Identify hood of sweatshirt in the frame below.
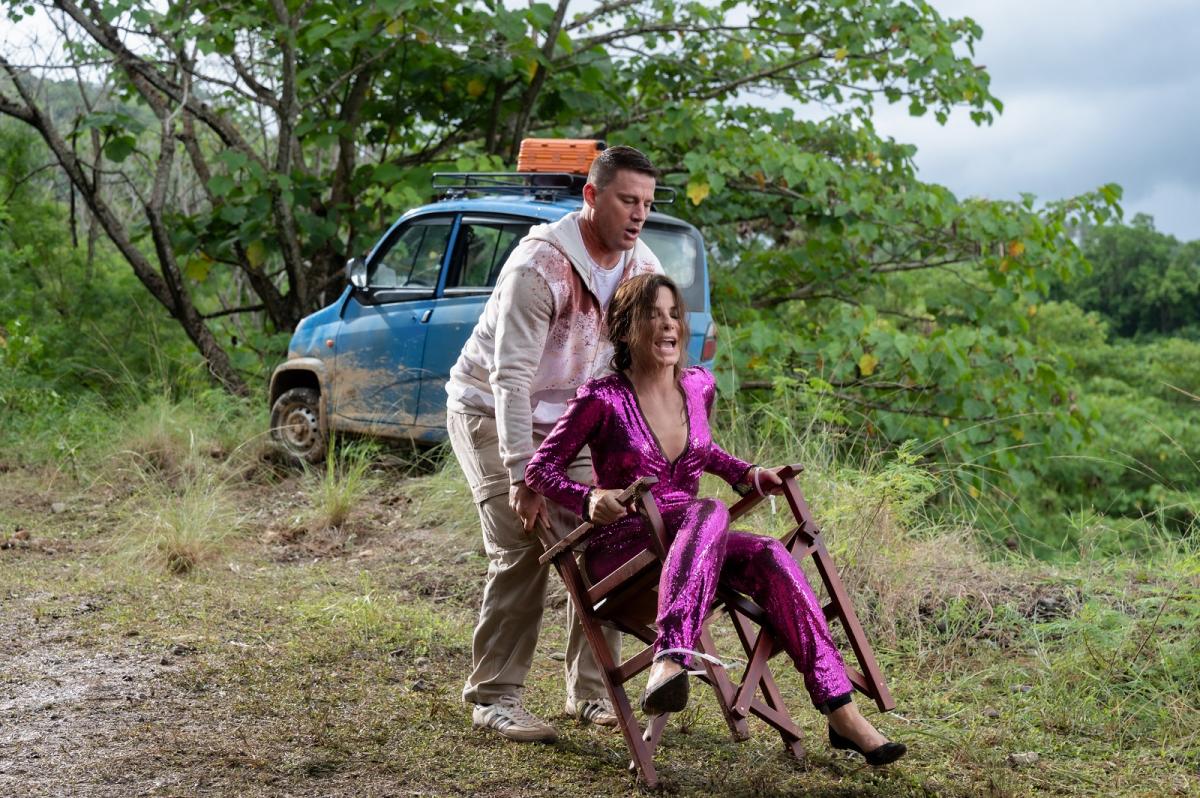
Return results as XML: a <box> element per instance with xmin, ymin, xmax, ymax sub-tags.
<box><xmin>524</xmin><ymin>210</ymin><xmax>655</xmax><ymax>299</ymax></box>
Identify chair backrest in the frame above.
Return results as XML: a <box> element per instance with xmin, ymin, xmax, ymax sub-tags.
<box><xmin>535</xmin><ymin>476</ymin><xmax>657</xmax><ymax>556</ymax></box>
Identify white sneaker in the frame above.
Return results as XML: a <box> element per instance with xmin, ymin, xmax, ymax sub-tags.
<box><xmin>472</xmin><ymin>695</ymin><xmax>558</xmax><ymax>742</ymax></box>
<box><xmin>566</xmin><ymin>696</ymin><xmax>619</xmax><ymax>727</ymax></box>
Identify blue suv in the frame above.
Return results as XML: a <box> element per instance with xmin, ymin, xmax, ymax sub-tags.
<box><xmin>268</xmin><ymin>171</ymin><xmax>716</xmax><ymax>463</ymax></box>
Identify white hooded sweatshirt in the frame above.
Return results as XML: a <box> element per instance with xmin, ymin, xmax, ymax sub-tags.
<box><xmin>445</xmin><ymin>211</ymin><xmax>662</xmax><ymax>497</ymax></box>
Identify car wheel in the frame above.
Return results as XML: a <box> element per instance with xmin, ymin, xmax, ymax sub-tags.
<box><xmin>269</xmin><ymin>387</ymin><xmax>327</xmax><ymax>464</ymax></box>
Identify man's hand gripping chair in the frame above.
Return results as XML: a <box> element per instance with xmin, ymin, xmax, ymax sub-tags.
<box><xmin>535</xmin><ymin>464</ymin><xmax>895</xmax><ymax>788</ymax></box>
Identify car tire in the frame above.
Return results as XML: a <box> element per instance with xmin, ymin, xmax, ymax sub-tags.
<box><xmin>269</xmin><ymin>387</ymin><xmax>327</xmax><ymax>464</ymax></box>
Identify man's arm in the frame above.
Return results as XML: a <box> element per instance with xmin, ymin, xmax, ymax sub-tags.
<box><xmin>490</xmin><ymin>262</ymin><xmax>555</xmax><ymax>486</ymax></box>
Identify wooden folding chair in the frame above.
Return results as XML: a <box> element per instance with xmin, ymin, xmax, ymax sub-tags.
<box><xmin>535</xmin><ymin>464</ymin><xmax>894</xmax><ymax>787</ymax></box>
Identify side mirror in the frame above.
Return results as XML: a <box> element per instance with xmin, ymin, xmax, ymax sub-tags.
<box><xmin>346</xmin><ymin>257</ymin><xmax>368</xmax><ymax>290</ymax></box>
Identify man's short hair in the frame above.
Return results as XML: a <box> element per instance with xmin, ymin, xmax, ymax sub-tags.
<box><xmin>587</xmin><ymin>145</ymin><xmax>658</xmax><ymax>192</ymax></box>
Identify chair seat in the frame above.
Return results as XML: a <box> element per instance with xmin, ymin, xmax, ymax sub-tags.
<box><xmin>588</xmin><ymin>548</ymin><xmax>658</xmax><ymax>608</ymax></box>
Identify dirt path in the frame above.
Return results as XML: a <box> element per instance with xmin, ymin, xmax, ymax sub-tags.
<box><xmin>0</xmin><ymin>468</ymin><xmax>483</xmax><ymax>797</ymax></box>
<box><xmin>0</xmin><ymin>599</ymin><xmax>171</xmax><ymax>797</ymax></box>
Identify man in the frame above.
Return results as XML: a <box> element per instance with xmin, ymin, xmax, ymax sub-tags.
<box><xmin>445</xmin><ymin>146</ymin><xmax>662</xmax><ymax>742</ymax></box>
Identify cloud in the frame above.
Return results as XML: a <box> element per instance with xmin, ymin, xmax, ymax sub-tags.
<box><xmin>1124</xmin><ymin>182</ymin><xmax>1200</xmax><ymax>240</ymax></box>
<box><xmin>870</xmin><ymin>0</ymin><xmax>1200</xmax><ymax>240</ymax></box>
<box><xmin>945</xmin><ymin>0</ymin><xmax>1200</xmax><ymax>91</ymax></box>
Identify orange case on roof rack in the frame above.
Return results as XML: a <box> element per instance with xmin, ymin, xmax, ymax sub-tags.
<box><xmin>517</xmin><ymin>138</ymin><xmax>606</xmax><ymax>175</ymax></box>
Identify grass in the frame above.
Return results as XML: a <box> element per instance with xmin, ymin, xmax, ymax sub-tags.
<box><xmin>116</xmin><ymin>470</ymin><xmax>245</xmax><ymax>574</ymax></box>
<box><xmin>0</xmin><ymin>389</ymin><xmax>1197</xmax><ymax>796</ymax></box>
<box><xmin>303</xmin><ymin>437</ymin><xmax>381</xmax><ymax>531</ymax></box>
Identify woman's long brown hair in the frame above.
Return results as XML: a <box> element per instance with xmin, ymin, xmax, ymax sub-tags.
<box><xmin>607</xmin><ymin>273</ymin><xmax>690</xmax><ymax>380</ymax></box>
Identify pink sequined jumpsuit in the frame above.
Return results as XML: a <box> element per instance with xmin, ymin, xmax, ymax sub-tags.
<box><xmin>525</xmin><ymin>367</ymin><xmax>852</xmax><ymax>708</ymax></box>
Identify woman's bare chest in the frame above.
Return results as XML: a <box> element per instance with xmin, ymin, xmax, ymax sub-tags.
<box><xmin>636</xmin><ymin>393</ymin><xmax>689</xmax><ymax>464</ymax></box>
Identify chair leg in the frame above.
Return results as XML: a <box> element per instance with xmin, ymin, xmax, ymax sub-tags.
<box><xmin>697</xmin><ymin>625</ymin><xmax>750</xmax><ymax>742</ymax></box>
<box><xmin>809</xmin><ymin>538</ymin><xmax>896</xmax><ymax>712</ymax></box>
<box><xmin>779</xmin><ymin>477</ymin><xmax>896</xmax><ymax>712</ymax></box>
<box><xmin>611</xmin><ymin>685</ymin><xmax>657</xmax><ymax>787</ymax></box>
<box><xmin>753</xmin><ymin>661</ymin><xmax>806</xmax><ymax>760</ymax></box>
<box><xmin>728</xmin><ymin>608</ymin><xmax>775</xmax><ymax>719</ymax></box>
<box><xmin>724</xmin><ymin>607</ymin><xmax>806</xmax><ymax>759</ymax></box>
<box><xmin>555</xmin><ymin>564</ymin><xmax>659</xmax><ymax>787</ymax></box>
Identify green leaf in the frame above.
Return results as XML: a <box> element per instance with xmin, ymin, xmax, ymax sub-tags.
<box><xmin>184</xmin><ymin>253</ymin><xmax>212</xmax><ymax>282</ymax></box>
<box><xmin>373</xmin><ymin>163</ymin><xmax>404</xmax><ymax>184</ymax></box>
<box><xmin>103</xmin><ymin>136</ymin><xmax>136</xmax><ymax>162</ymax></box>
<box><xmin>245</xmin><ymin>240</ymin><xmax>267</xmax><ymax>268</ymax></box>
<box><xmin>219</xmin><ymin>204</ymin><xmax>247</xmax><ymax>224</ymax></box>
<box><xmin>208</xmin><ymin>175</ymin><xmax>235</xmax><ymax>198</ymax></box>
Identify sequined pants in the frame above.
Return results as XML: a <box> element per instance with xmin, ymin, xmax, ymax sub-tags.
<box><xmin>585</xmin><ymin>498</ymin><xmax>852</xmax><ymax>707</ymax></box>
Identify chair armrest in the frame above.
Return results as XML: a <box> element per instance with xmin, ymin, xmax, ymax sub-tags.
<box><xmin>537</xmin><ymin>476</ymin><xmax>659</xmax><ymax>566</ymax></box>
<box><xmin>728</xmin><ymin>463</ymin><xmax>803</xmax><ymax>521</ymax></box>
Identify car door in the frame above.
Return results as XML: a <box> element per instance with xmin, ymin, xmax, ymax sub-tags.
<box><xmin>332</xmin><ymin>214</ymin><xmax>455</xmax><ymax>428</ymax></box>
<box><xmin>412</xmin><ymin>215</ymin><xmax>537</xmax><ymax>429</ymax></box>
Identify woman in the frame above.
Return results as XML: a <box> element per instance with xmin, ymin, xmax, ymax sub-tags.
<box><xmin>525</xmin><ymin>274</ymin><xmax>905</xmax><ymax>765</ymax></box>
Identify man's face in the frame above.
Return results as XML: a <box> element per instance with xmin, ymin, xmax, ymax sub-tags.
<box><xmin>583</xmin><ymin>169</ymin><xmax>657</xmax><ymax>255</ymax></box>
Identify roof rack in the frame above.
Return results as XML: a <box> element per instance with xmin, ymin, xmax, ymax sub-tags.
<box><xmin>432</xmin><ymin>172</ymin><xmax>585</xmax><ymax>201</ymax></box>
<box><xmin>431</xmin><ymin>171</ymin><xmax>676</xmax><ymax>204</ymax></box>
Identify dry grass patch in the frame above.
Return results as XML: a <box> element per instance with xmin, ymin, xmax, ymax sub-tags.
<box><xmin>2</xmin><ymin>456</ymin><xmax>1197</xmax><ymax>797</ymax></box>
<box><xmin>115</xmin><ymin>471</ymin><xmax>245</xmax><ymax>574</ymax></box>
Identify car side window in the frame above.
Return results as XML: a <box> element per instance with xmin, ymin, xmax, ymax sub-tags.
<box><xmin>446</xmin><ymin>219</ymin><xmax>532</xmax><ymax>289</ymax></box>
<box><xmin>640</xmin><ymin>224</ymin><xmax>704</xmax><ymax>311</ymax></box>
<box><xmin>371</xmin><ymin>217</ymin><xmax>453</xmax><ymax>289</ymax></box>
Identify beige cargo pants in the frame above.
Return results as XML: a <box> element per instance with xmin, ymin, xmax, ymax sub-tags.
<box><xmin>448</xmin><ymin>409</ymin><xmax>621</xmax><ymax>706</ymax></box>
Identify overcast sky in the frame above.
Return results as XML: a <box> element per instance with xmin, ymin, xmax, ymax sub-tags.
<box><xmin>873</xmin><ymin>0</ymin><xmax>1200</xmax><ymax>241</ymax></box>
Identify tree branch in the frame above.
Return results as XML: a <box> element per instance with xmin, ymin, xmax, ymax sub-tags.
<box><xmin>749</xmin><ymin>254</ymin><xmax>974</xmax><ymax>309</ymax></box>
<box><xmin>0</xmin><ymin>91</ymin><xmax>35</xmax><ymax>123</ymax></box>
<box><xmin>592</xmin><ymin>53</ymin><xmax>822</xmax><ymax>138</ymax></box>
<box><xmin>267</xmin><ymin>0</ymin><xmax>308</xmax><ymax>311</ymax></box>
<box><xmin>229</xmin><ymin>51</ymin><xmax>281</xmax><ymax>110</ymax></box>
<box><xmin>310</xmin><ymin>37</ymin><xmax>401</xmax><ymax>107</ymax></box>
<box><xmin>735</xmin><ymin>380</ymin><xmax>981</xmax><ymax>421</ymax></box>
<box><xmin>565</xmin><ymin>0</ymin><xmax>640</xmax><ymax>32</ymax></box>
<box><xmin>870</xmin><ymin>256</ymin><xmax>965</xmax><ymax>275</ymax></box>
<box><xmin>200</xmin><ymin>303</ymin><xmax>266</xmax><ymax>320</ymax></box>
<box><xmin>0</xmin><ymin>55</ymin><xmax>175</xmax><ymax>309</ymax></box>
<box><xmin>508</xmin><ymin>0</ymin><xmax>570</xmax><ymax>159</ymax></box>
<box><xmin>58</xmin><ymin>0</ymin><xmax>267</xmax><ymax>168</ymax></box>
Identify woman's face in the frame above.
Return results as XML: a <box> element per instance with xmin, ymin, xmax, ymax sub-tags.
<box><xmin>633</xmin><ymin>285</ymin><xmax>682</xmax><ymax>372</ymax></box>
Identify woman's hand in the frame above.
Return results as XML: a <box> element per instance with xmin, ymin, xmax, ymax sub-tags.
<box><xmin>747</xmin><ymin>466</ymin><xmax>787</xmax><ymax>496</ymax></box>
<box><xmin>588</xmin><ymin>488</ymin><xmax>632</xmax><ymax>525</ymax></box>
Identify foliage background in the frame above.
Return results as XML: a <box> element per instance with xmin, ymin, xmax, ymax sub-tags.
<box><xmin>1</xmin><ymin>0</ymin><xmax>1196</xmax><ymax>553</ymax></box>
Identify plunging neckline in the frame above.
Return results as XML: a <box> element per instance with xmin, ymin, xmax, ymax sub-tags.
<box><xmin>621</xmin><ymin>371</ymin><xmax>691</xmax><ymax>467</ymax></box>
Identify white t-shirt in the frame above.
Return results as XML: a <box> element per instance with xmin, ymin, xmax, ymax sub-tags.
<box><xmin>591</xmin><ymin>257</ymin><xmax>625</xmax><ymax>309</ymax></box>
<box><xmin>574</xmin><ymin>217</ymin><xmax>626</xmax><ymax>309</ymax></box>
